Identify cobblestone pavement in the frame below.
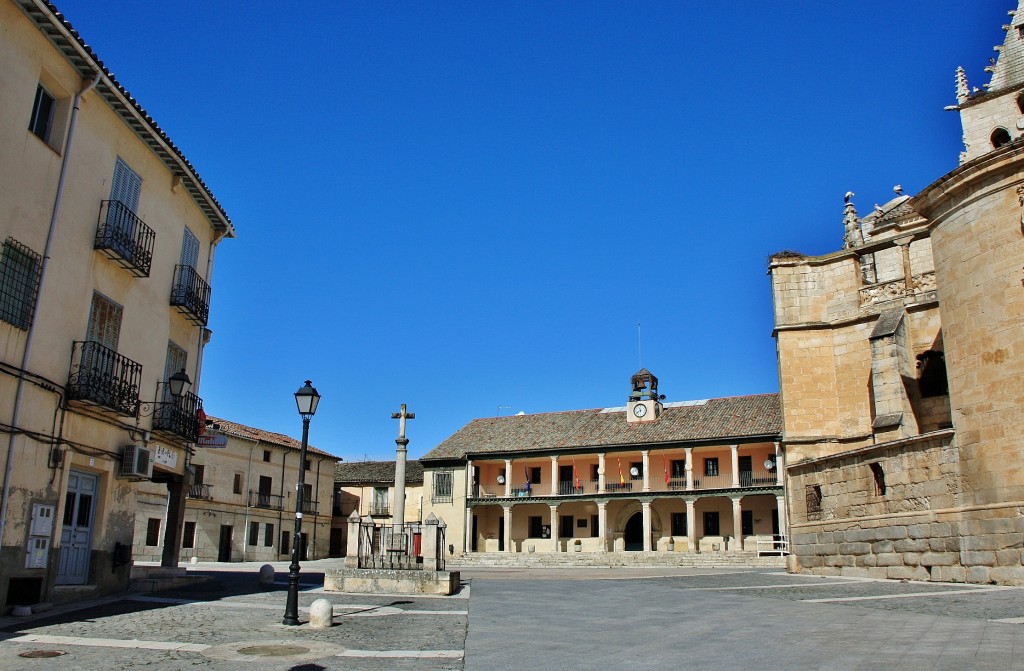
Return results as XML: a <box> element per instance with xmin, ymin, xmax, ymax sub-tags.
<box><xmin>0</xmin><ymin>560</ymin><xmax>468</xmax><ymax>671</ymax></box>
<box><xmin>5</xmin><ymin>563</ymin><xmax>1024</xmax><ymax>670</ymax></box>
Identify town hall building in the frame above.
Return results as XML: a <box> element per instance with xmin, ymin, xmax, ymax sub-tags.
<box><xmin>420</xmin><ymin>370</ymin><xmax>784</xmax><ymax>559</ymax></box>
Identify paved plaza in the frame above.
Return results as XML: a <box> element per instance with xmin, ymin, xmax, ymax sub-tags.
<box><xmin>3</xmin><ymin>560</ymin><xmax>1024</xmax><ymax>670</ymax></box>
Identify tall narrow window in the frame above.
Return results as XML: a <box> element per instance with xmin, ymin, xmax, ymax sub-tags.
<box><xmin>233</xmin><ymin>473</ymin><xmax>243</xmax><ymax>495</ymax></box>
<box><xmin>870</xmin><ymin>462</ymin><xmax>887</xmax><ymax>496</ymax></box>
<box><xmin>917</xmin><ymin>350</ymin><xmax>948</xmax><ymax>398</ymax></box>
<box><xmin>28</xmin><ymin>84</ymin><xmax>55</xmax><ymax>142</ymax></box>
<box><xmin>806</xmin><ymin>485</ymin><xmax>823</xmax><ymax>521</ymax></box>
<box><xmin>703</xmin><ymin>511</ymin><xmax>720</xmax><ymax>536</ymax></box>
<box><xmin>264</xmin><ymin>523</ymin><xmax>274</xmax><ymax>547</ymax></box>
<box><xmin>180</xmin><ymin>228</ymin><xmax>199</xmax><ymax>270</ymax></box>
<box><xmin>248</xmin><ymin>522</ymin><xmax>259</xmax><ymax>545</ymax></box>
<box><xmin>86</xmin><ymin>292</ymin><xmax>122</xmax><ymax>351</ymax></box>
<box><xmin>182</xmin><ymin>521</ymin><xmax>196</xmax><ymax>549</ymax></box>
<box><xmin>0</xmin><ymin>238</ymin><xmax>42</xmax><ymax>330</ymax></box>
<box><xmin>163</xmin><ymin>341</ymin><xmax>187</xmax><ymax>401</ymax></box>
<box><xmin>671</xmin><ymin>512</ymin><xmax>687</xmax><ymax>536</ymax></box>
<box><xmin>110</xmin><ymin>157</ymin><xmax>142</xmax><ymax>212</ymax></box>
<box><xmin>146</xmin><ymin>518</ymin><xmax>161</xmax><ymax>546</ymax></box>
<box><xmin>704</xmin><ymin>458</ymin><xmax>719</xmax><ymax>477</ymax></box>
<box><xmin>106</xmin><ymin>158</ymin><xmax>142</xmax><ymax>260</ymax></box>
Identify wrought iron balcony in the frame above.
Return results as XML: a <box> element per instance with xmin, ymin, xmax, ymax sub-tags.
<box><xmin>187</xmin><ymin>483</ymin><xmax>213</xmax><ymax>501</ymax></box>
<box><xmin>170</xmin><ymin>264</ymin><xmax>210</xmax><ymax>325</ymax></box>
<box><xmin>248</xmin><ymin>490</ymin><xmax>284</xmax><ymax>511</ymax></box>
<box><xmin>302</xmin><ymin>499</ymin><xmax>319</xmax><ymax>515</ymax></box>
<box><xmin>66</xmin><ymin>340</ymin><xmax>142</xmax><ymax>417</ymax></box>
<box><xmin>369</xmin><ymin>504</ymin><xmax>390</xmax><ymax>516</ymax></box>
<box><xmin>153</xmin><ymin>391</ymin><xmax>203</xmax><ymax>442</ymax></box>
<box><xmin>94</xmin><ymin>200</ymin><xmax>155</xmax><ymax>277</ymax></box>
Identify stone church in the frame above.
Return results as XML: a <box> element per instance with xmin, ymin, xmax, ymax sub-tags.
<box><xmin>770</xmin><ymin>1</ymin><xmax>1024</xmax><ymax>583</ymax></box>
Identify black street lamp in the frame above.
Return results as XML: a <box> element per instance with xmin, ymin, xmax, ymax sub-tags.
<box><xmin>167</xmin><ymin>368</ymin><xmax>191</xmax><ymax>399</ymax></box>
<box><xmin>282</xmin><ymin>379</ymin><xmax>320</xmax><ymax>626</ymax></box>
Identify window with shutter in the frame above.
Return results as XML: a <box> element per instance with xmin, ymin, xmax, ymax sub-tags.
<box><xmin>180</xmin><ymin>228</ymin><xmax>199</xmax><ymax>270</ymax></box>
<box><xmin>110</xmin><ymin>158</ymin><xmax>142</xmax><ymax>212</ymax></box>
<box><xmin>163</xmin><ymin>341</ymin><xmax>187</xmax><ymax>401</ymax></box>
<box><xmin>86</xmin><ymin>293</ymin><xmax>122</xmax><ymax>351</ymax></box>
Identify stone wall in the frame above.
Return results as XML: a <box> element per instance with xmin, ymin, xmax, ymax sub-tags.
<box><xmin>783</xmin><ymin>430</ymin><xmax>1024</xmax><ymax>583</ymax></box>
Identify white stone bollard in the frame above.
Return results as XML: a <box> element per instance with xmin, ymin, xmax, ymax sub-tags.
<box><xmin>308</xmin><ymin>598</ymin><xmax>334</xmax><ymax>629</ymax></box>
<box><xmin>258</xmin><ymin>564</ymin><xmax>275</xmax><ymax>584</ymax></box>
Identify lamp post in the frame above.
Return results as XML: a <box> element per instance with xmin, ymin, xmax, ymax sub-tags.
<box><xmin>282</xmin><ymin>379</ymin><xmax>320</xmax><ymax>626</ymax></box>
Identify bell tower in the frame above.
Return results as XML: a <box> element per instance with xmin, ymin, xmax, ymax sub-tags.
<box><xmin>626</xmin><ymin>368</ymin><xmax>663</xmax><ymax>423</ymax></box>
<box><xmin>951</xmin><ymin>0</ymin><xmax>1024</xmax><ymax>164</ymax></box>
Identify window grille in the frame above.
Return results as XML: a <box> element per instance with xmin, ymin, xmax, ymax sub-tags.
<box><xmin>0</xmin><ymin>238</ymin><xmax>42</xmax><ymax>330</ymax></box>
<box><xmin>432</xmin><ymin>471</ymin><xmax>453</xmax><ymax>503</ymax></box>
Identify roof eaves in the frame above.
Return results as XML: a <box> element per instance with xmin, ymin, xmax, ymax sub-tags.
<box><xmin>17</xmin><ymin>0</ymin><xmax>235</xmax><ymax>238</ymax></box>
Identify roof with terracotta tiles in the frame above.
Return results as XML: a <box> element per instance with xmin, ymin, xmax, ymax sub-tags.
<box><xmin>335</xmin><ymin>460</ymin><xmax>424</xmax><ymax>484</ymax></box>
<box><xmin>205</xmin><ymin>416</ymin><xmax>339</xmax><ymax>460</ymax></box>
<box><xmin>421</xmin><ymin>393</ymin><xmax>781</xmax><ymax>461</ymax></box>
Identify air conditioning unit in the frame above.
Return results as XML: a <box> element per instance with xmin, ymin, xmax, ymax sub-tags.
<box><xmin>120</xmin><ymin>445</ymin><xmax>153</xmax><ymax>480</ymax></box>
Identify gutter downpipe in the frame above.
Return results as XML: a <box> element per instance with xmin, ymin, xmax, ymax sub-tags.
<box><xmin>0</xmin><ymin>72</ymin><xmax>101</xmax><ymax>545</ymax></box>
<box><xmin>241</xmin><ymin>438</ymin><xmax>258</xmax><ymax>561</ymax></box>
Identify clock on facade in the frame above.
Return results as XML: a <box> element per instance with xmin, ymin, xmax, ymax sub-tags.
<box><xmin>632</xmin><ymin>403</ymin><xmax>647</xmax><ymax>418</ymax></box>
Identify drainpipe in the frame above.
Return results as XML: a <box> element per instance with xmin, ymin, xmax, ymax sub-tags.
<box><xmin>241</xmin><ymin>438</ymin><xmax>258</xmax><ymax>561</ymax></box>
<box><xmin>192</xmin><ymin>230</ymin><xmax>226</xmax><ymax>391</ymax></box>
<box><xmin>0</xmin><ymin>72</ymin><xmax>101</xmax><ymax>544</ymax></box>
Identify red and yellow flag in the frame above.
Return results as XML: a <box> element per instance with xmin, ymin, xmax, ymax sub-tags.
<box><xmin>663</xmin><ymin>454</ymin><xmax>669</xmax><ymax>484</ymax></box>
<box><xmin>617</xmin><ymin>458</ymin><xmax>624</xmax><ymax>486</ymax></box>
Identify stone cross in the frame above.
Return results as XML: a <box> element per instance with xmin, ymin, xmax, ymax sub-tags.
<box><xmin>390</xmin><ymin>404</ymin><xmax>415</xmax><ymax>530</ymax></box>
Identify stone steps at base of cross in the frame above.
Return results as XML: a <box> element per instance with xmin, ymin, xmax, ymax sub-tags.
<box><xmin>450</xmin><ymin>552</ymin><xmax>786</xmax><ymax>569</ymax></box>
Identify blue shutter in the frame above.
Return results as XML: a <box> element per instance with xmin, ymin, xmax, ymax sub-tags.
<box><xmin>110</xmin><ymin>158</ymin><xmax>142</xmax><ymax>212</ymax></box>
<box><xmin>180</xmin><ymin>228</ymin><xmax>199</xmax><ymax>269</ymax></box>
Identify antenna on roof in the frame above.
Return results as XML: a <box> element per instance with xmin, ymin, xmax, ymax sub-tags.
<box><xmin>497</xmin><ymin>405</ymin><xmax>511</xmax><ymax>416</ymax></box>
<box><xmin>637</xmin><ymin>322</ymin><xmax>643</xmax><ymax>368</ymax></box>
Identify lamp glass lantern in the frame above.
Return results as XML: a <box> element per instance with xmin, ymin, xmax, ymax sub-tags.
<box><xmin>167</xmin><ymin>369</ymin><xmax>191</xmax><ymax>398</ymax></box>
<box><xmin>294</xmin><ymin>380</ymin><xmax>320</xmax><ymax>417</ymax></box>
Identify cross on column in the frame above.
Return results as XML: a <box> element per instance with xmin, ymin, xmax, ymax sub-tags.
<box><xmin>391</xmin><ymin>403</ymin><xmax>416</xmax><ymax>440</ymax></box>
<box><xmin>390</xmin><ymin>404</ymin><xmax>415</xmax><ymax>531</ymax></box>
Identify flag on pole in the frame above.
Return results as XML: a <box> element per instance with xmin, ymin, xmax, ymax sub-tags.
<box><xmin>617</xmin><ymin>458</ymin><xmax>624</xmax><ymax>486</ymax></box>
<box><xmin>573</xmin><ymin>458</ymin><xmax>581</xmax><ymax>490</ymax></box>
<box><xmin>524</xmin><ymin>466</ymin><xmax>531</xmax><ymax>493</ymax></box>
<box><xmin>663</xmin><ymin>454</ymin><xmax>670</xmax><ymax>485</ymax></box>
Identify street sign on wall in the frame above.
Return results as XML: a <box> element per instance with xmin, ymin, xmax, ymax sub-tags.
<box><xmin>196</xmin><ymin>435</ymin><xmax>228</xmax><ymax>448</ymax></box>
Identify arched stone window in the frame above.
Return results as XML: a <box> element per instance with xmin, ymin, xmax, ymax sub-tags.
<box><xmin>991</xmin><ymin>127</ymin><xmax>1013</xmax><ymax>148</ymax></box>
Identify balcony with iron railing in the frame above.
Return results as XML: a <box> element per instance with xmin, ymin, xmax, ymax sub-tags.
<box><xmin>94</xmin><ymin>200</ymin><xmax>155</xmax><ymax>277</ymax></box>
<box><xmin>187</xmin><ymin>483</ymin><xmax>213</xmax><ymax>501</ymax></box>
<box><xmin>153</xmin><ymin>391</ymin><xmax>203</xmax><ymax>442</ymax></box>
<box><xmin>170</xmin><ymin>264</ymin><xmax>210</xmax><ymax>326</ymax></box>
<box><xmin>369</xmin><ymin>504</ymin><xmax>390</xmax><ymax>516</ymax></box>
<box><xmin>66</xmin><ymin>340</ymin><xmax>142</xmax><ymax>417</ymax></box>
<box><xmin>470</xmin><ymin>469</ymin><xmax>781</xmax><ymax>500</ymax></box>
<box><xmin>248</xmin><ymin>490</ymin><xmax>284</xmax><ymax>511</ymax></box>
<box><xmin>302</xmin><ymin>499</ymin><xmax>319</xmax><ymax>515</ymax></box>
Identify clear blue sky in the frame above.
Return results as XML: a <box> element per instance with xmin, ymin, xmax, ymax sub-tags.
<box><xmin>54</xmin><ymin>1</ymin><xmax>1008</xmax><ymax>460</ymax></box>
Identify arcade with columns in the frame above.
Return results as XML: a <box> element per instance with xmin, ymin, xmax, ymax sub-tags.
<box><xmin>421</xmin><ymin>371</ymin><xmax>785</xmax><ymax>556</ymax></box>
